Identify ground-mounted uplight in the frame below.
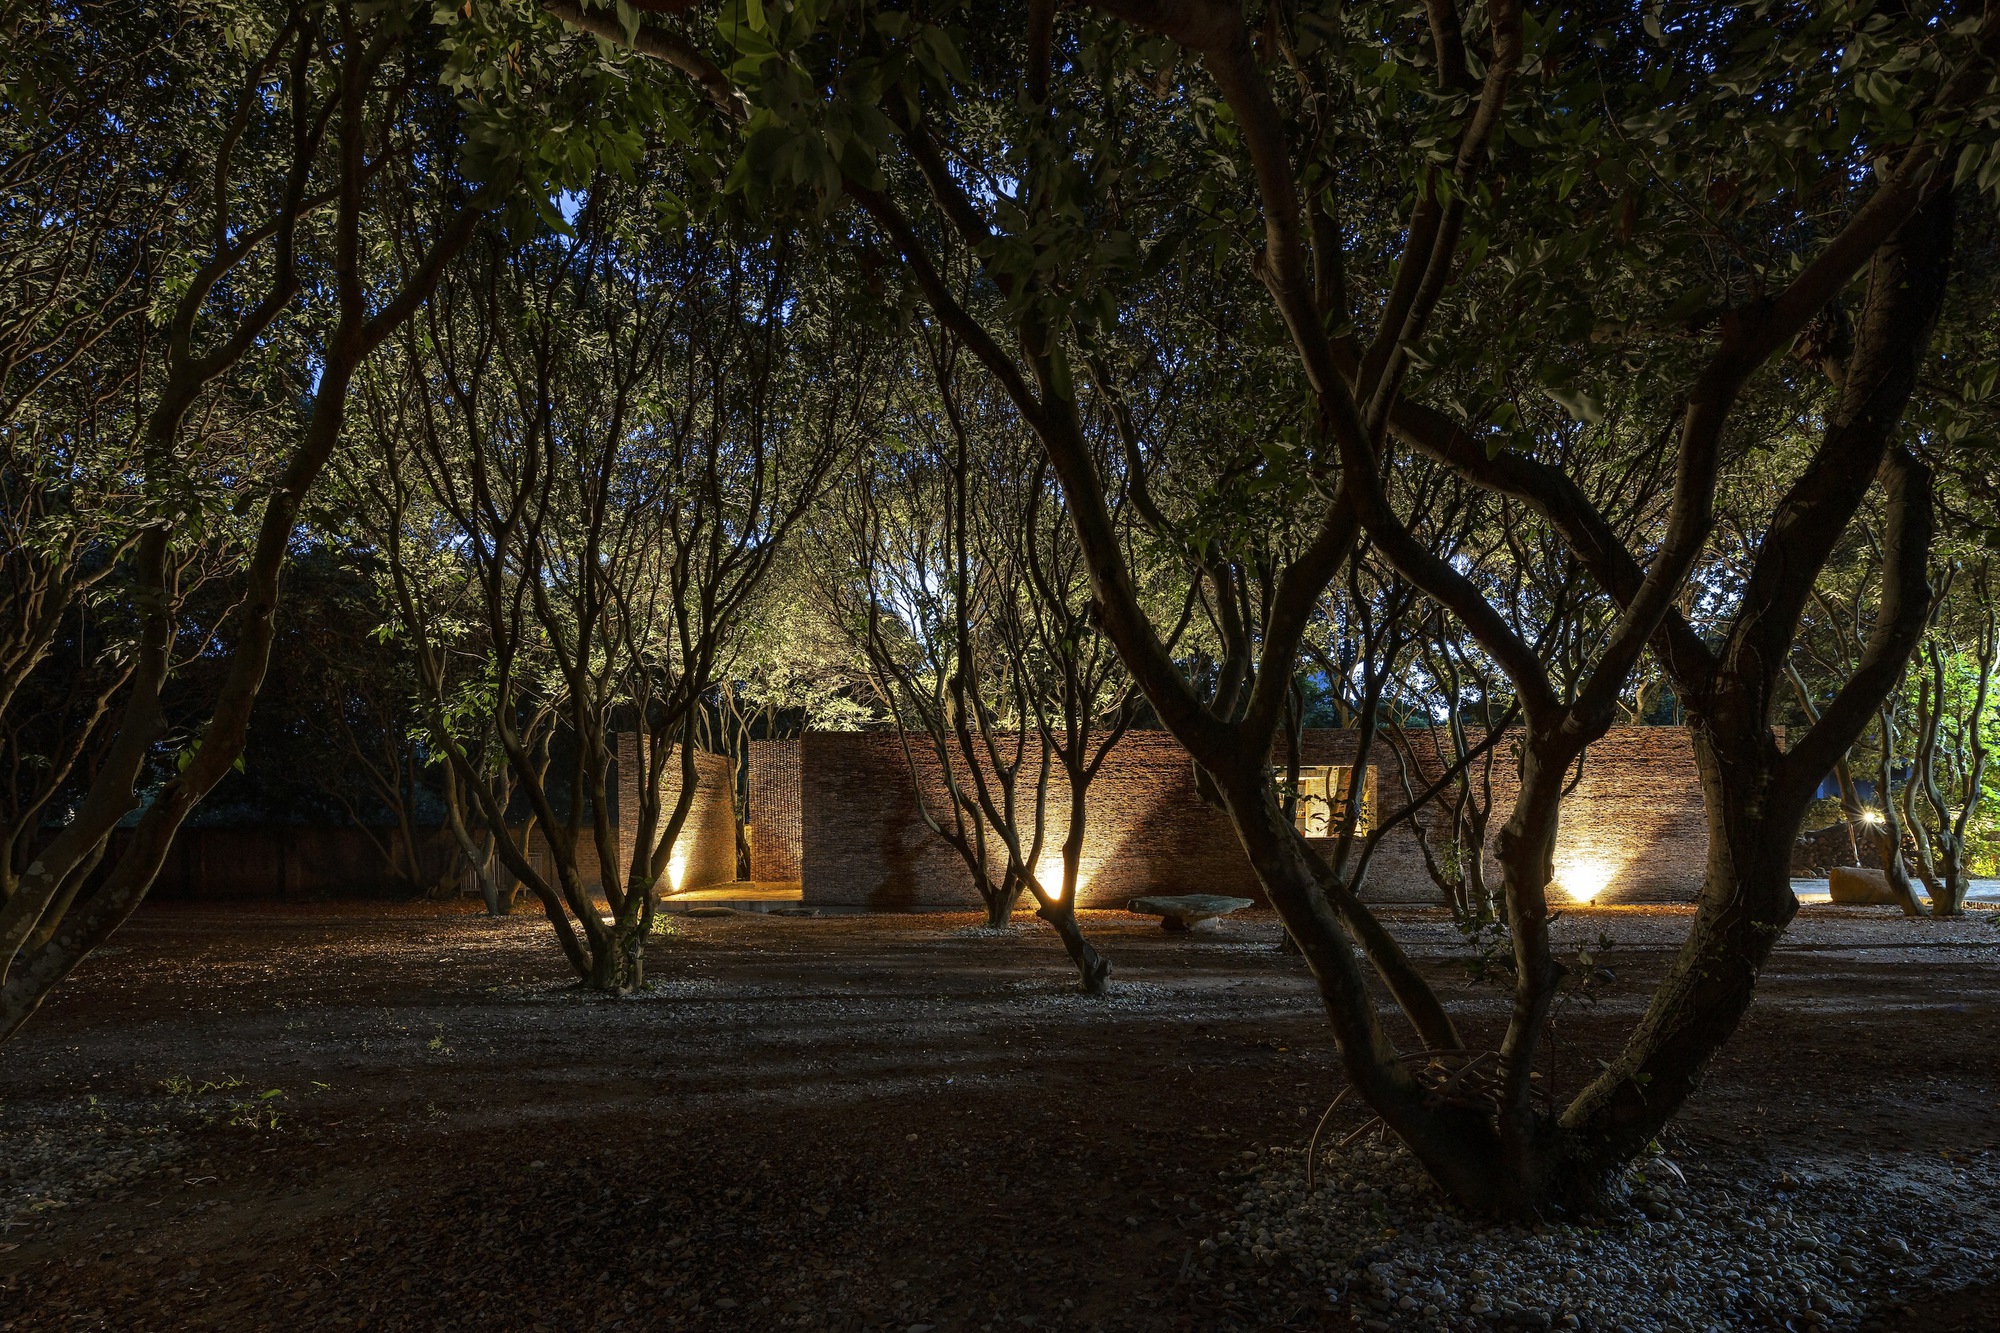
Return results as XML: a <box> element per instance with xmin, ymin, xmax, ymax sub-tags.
<box><xmin>668</xmin><ymin>847</ymin><xmax>689</xmax><ymax>893</ymax></box>
<box><xmin>1554</xmin><ymin>858</ymin><xmax>1616</xmax><ymax>904</ymax></box>
<box><xmin>1860</xmin><ymin>809</ymin><xmax>1886</xmax><ymax>825</ymax></box>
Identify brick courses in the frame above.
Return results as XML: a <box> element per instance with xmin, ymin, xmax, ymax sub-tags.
<box><xmin>761</xmin><ymin>726</ymin><xmax>1712</xmax><ymax>910</ymax></box>
<box><xmin>1476</xmin><ymin>726</ymin><xmax>1712</xmax><ymax>903</ymax></box>
<box><xmin>747</xmin><ymin>738</ymin><xmax>803</xmax><ymax>882</ymax></box>
<box><xmin>796</xmin><ymin>730</ymin><xmax>1261</xmax><ymax>910</ymax></box>
<box><xmin>614</xmin><ymin>734</ymin><xmax>739</xmax><ymax>892</ymax></box>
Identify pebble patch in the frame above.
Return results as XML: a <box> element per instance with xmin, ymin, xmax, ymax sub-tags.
<box><xmin>1207</xmin><ymin>1138</ymin><xmax>2000</xmax><ymax>1330</ymax></box>
<box><xmin>0</xmin><ymin>1119</ymin><xmax>186</xmax><ymax>1234</ymax></box>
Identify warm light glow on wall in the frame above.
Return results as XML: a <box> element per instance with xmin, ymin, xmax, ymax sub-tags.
<box><xmin>668</xmin><ymin>847</ymin><xmax>689</xmax><ymax>893</ymax></box>
<box><xmin>1036</xmin><ymin>858</ymin><xmax>1088</xmax><ymax>901</ymax></box>
<box><xmin>1554</xmin><ymin>858</ymin><xmax>1616</xmax><ymax>903</ymax></box>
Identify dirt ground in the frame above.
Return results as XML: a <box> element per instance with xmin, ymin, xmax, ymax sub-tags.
<box><xmin>0</xmin><ymin>900</ymin><xmax>1995</xmax><ymax>1332</ymax></box>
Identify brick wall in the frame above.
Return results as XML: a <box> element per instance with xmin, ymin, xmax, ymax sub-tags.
<box><xmin>791</xmin><ymin>726</ymin><xmax>1711</xmax><ymax>910</ymax></box>
<box><xmin>799</xmin><ymin>730</ymin><xmax>1264</xmax><ymax>910</ymax></box>
<box><xmin>1476</xmin><ymin>727</ymin><xmax>1711</xmax><ymax>904</ymax></box>
<box><xmin>747</xmin><ymin>738</ymin><xmax>803</xmax><ymax>882</ymax></box>
<box><xmin>511</xmin><ymin>823</ymin><xmax>616</xmax><ymax>894</ymax></box>
<box><xmin>1294</xmin><ymin>730</ymin><xmax>1457</xmax><ymax>899</ymax></box>
<box><xmin>613</xmin><ymin>734</ymin><xmax>740</xmax><ymax>893</ymax></box>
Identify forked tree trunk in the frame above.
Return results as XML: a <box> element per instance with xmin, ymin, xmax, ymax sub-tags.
<box><xmin>1212</xmin><ymin>756</ymin><xmax>1524</xmax><ymax>1209</ymax></box>
<box><xmin>1929</xmin><ymin>858</ymin><xmax>1970</xmax><ymax>917</ymax></box>
<box><xmin>562</xmin><ymin>0</ymin><xmax>1988</xmax><ymax>1220</ymax></box>
<box><xmin>438</xmin><ymin>744</ymin><xmax>512</xmax><ymax>914</ymax></box>
<box><xmin>480</xmin><ymin>864</ymin><xmax>516</xmax><ymax>916</ymax></box>
<box><xmin>580</xmin><ymin>729</ymin><xmax>697</xmax><ymax>997</ymax></box>
<box><xmin>478</xmin><ymin>831</ymin><xmax>520</xmax><ymax>917</ymax></box>
<box><xmin>1874</xmin><ymin>706</ymin><xmax>1927</xmax><ymax>915</ymax></box>
<box><xmin>983</xmin><ymin>873</ymin><xmax>1022</xmax><ymax>928</ymax></box>
<box><xmin>590</xmin><ymin>918</ymin><xmax>651</xmax><ymax>993</ymax></box>
<box><xmin>1911</xmin><ymin>627</ymin><xmax>1989</xmax><ymax>918</ymax></box>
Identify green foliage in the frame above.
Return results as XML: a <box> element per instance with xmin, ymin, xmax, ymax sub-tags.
<box><xmin>157</xmin><ymin>1073</ymin><xmax>286</xmax><ymax>1130</ymax></box>
<box><xmin>440</xmin><ymin>0</ymin><xmax>694</xmax><ymax>214</ymax></box>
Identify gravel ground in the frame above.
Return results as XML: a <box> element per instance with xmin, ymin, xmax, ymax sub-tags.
<box><xmin>0</xmin><ymin>1119</ymin><xmax>186</xmax><ymax>1236</ymax></box>
<box><xmin>0</xmin><ymin>899</ymin><xmax>1994</xmax><ymax>1331</ymax></box>
<box><xmin>1210</xmin><ymin>1138</ymin><xmax>1999</xmax><ymax>1331</ymax></box>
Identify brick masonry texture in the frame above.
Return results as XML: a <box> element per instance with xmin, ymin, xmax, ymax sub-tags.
<box><xmin>767</xmin><ymin>726</ymin><xmax>1711</xmax><ymax>910</ymax></box>
<box><xmin>614</xmin><ymin>734</ymin><xmax>739</xmax><ymax>892</ymax></box>
<box><xmin>1479</xmin><ymin>726</ymin><xmax>1712</xmax><ymax>903</ymax></box>
<box><xmin>747</xmin><ymin>739</ymin><xmax>803</xmax><ymax>882</ymax></box>
<box><xmin>798</xmin><ymin>730</ymin><xmax>1261</xmax><ymax>910</ymax></box>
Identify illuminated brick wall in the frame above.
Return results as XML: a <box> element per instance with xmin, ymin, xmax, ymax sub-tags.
<box><xmin>747</xmin><ymin>739</ymin><xmax>803</xmax><ymax>882</ymax></box>
<box><xmin>1474</xmin><ymin>726</ymin><xmax>1712</xmax><ymax>904</ymax></box>
<box><xmin>775</xmin><ymin>726</ymin><xmax>1710</xmax><ymax>910</ymax></box>
<box><xmin>613</xmin><ymin>734</ymin><xmax>740</xmax><ymax>893</ymax></box>
<box><xmin>796</xmin><ymin>730</ymin><xmax>1263</xmax><ymax>910</ymax></box>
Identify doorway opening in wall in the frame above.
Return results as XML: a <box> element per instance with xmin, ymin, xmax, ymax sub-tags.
<box><xmin>1290</xmin><ymin>765</ymin><xmax>1376</xmax><ymax>839</ymax></box>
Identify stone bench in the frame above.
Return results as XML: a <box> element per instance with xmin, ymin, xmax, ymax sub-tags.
<box><xmin>1126</xmin><ymin>894</ymin><xmax>1255</xmax><ymax>932</ymax></box>
<box><xmin>1828</xmin><ymin>866</ymin><xmax>1899</xmax><ymax>906</ymax></box>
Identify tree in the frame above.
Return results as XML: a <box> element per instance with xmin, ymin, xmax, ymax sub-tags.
<box><xmin>1402</xmin><ymin>606</ymin><xmax>1512</xmax><ymax>923</ymax></box>
<box><xmin>358</xmin><ymin>175</ymin><xmax>864</xmax><ymax>991</ymax></box>
<box><xmin>326</xmin><ymin>429</ymin><xmax>546</xmax><ymax>915</ymax></box>
<box><xmin>821</xmin><ymin>333</ymin><xmax>1044</xmax><ymax>932</ymax></box>
<box><xmin>1900</xmin><ymin>561</ymin><xmax>1998</xmax><ymax>913</ymax></box>
<box><xmin>0</xmin><ymin>0</ymin><xmax>510</xmax><ymax>1041</ymax></box>
<box><xmin>255</xmin><ymin>546</ymin><xmax>442</xmax><ymax>898</ymax></box>
<box><xmin>823</xmin><ymin>325</ymin><xmax>1144</xmax><ymax>986</ymax></box>
<box><xmin>545</xmin><ymin>0</ymin><xmax>2000</xmax><ymax>1211</ymax></box>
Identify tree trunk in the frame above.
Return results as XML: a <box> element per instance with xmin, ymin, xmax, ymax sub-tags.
<box><xmin>1531</xmin><ymin>193</ymin><xmax>1950</xmax><ymax>1200</ymax></box>
<box><xmin>1039</xmin><ymin>825</ymin><xmax>1110</xmax><ymax>992</ymax></box>
<box><xmin>732</xmin><ymin>752</ymin><xmax>753</xmax><ymax>880</ymax></box>
<box><xmin>1211</xmin><ymin>758</ymin><xmax>1525</xmax><ymax>1212</ymax></box>
<box><xmin>1037</xmin><ymin>902</ymin><xmax>1110</xmax><ymax>992</ymax></box>
<box><xmin>983</xmin><ymin>879</ymin><xmax>1020</xmax><ymax>928</ymax></box>
<box><xmin>1489</xmin><ymin>735</ymin><xmax>1571</xmax><ymax>1185</ymax></box>
<box><xmin>24</xmin><ymin>838</ymin><xmax>110</xmax><ymax>957</ymax></box>
<box><xmin>479</xmin><ymin>837</ymin><xmax>518</xmax><ymax>917</ymax></box>
<box><xmin>1558</xmin><ymin>722</ymin><xmax>1801</xmax><ymax>1185</ymax></box>
<box><xmin>1875</xmin><ymin>708</ymin><xmax>1927</xmax><ymax>916</ymax></box>
<box><xmin>590</xmin><ymin>921</ymin><xmax>646</xmax><ymax>994</ymax></box>
<box><xmin>1923</xmin><ymin>799</ymin><xmax>1971</xmax><ymax>917</ymax></box>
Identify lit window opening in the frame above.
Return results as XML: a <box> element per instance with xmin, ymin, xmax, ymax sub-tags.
<box><xmin>1287</xmin><ymin>765</ymin><xmax>1376</xmax><ymax>838</ymax></box>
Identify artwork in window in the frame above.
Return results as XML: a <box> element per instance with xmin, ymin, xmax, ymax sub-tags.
<box><xmin>1288</xmin><ymin>765</ymin><xmax>1375</xmax><ymax>838</ymax></box>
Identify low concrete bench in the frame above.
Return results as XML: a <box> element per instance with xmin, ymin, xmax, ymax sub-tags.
<box><xmin>1126</xmin><ymin>894</ymin><xmax>1255</xmax><ymax>932</ymax></box>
